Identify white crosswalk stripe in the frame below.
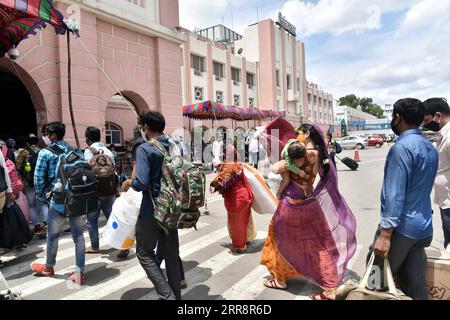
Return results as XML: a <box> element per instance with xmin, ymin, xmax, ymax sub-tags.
<box><xmin>1</xmin><ymin>226</ymin><xmax>106</xmax><ymax>263</ymax></box>
<box><xmin>61</xmin><ymin>226</ymin><xmax>229</xmax><ymax>300</ymax></box>
<box><xmin>1</xmin><ymin>226</ymin><xmax>107</xmax><ymax>278</ymax></box>
<box><xmin>7</xmin><ymin>223</ymin><xmax>210</xmax><ymax>298</ymax></box>
<box><xmin>140</xmin><ymin>231</ymin><xmax>269</xmax><ymax>300</ymax></box>
<box><xmin>221</xmin><ymin>265</ymin><xmax>269</xmax><ymax>300</ymax></box>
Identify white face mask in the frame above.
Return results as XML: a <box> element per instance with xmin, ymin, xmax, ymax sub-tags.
<box><xmin>140</xmin><ymin>129</ymin><xmax>148</xmax><ymax>142</ymax></box>
<box><xmin>42</xmin><ymin>136</ymin><xmax>51</xmax><ymax>146</ymax></box>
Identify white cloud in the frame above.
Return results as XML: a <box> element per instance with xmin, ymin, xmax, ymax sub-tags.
<box><xmin>297</xmin><ymin>0</ymin><xmax>450</xmax><ymax>105</ymax></box>
<box><xmin>401</xmin><ymin>0</ymin><xmax>450</xmax><ymax>30</ymax></box>
<box><xmin>276</xmin><ymin>0</ymin><xmax>420</xmax><ymax>37</ymax></box>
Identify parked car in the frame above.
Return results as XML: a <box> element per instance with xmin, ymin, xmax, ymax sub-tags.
<box><xmin>367</xmin><ymin>135</ymin><xmax>384</xmax><ymax>148</ymax></box>
<box><xmin>336</xmin><ymin>136</ymin><xmax>368</xmax><ymax>150</ymax></box>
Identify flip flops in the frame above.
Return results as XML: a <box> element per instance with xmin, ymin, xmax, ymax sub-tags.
<box><xmin>263</xmin><ymin>278</ymin><xmax>287</xmax><ymax>291</ymax></box>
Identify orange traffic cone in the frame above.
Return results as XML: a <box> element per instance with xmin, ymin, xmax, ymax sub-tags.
<box><xmin>354</xmin><ymin>145</ymin><xmax>361</xmax><ymax>162</ymax></box>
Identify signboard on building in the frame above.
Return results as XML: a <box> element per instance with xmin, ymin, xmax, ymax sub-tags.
<box><xmin>277</xmin><ymin>13</ymin><xmax>297</xmax><ymax>37</ymax></box>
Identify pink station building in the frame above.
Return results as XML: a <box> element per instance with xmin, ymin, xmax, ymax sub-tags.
<box><xmin>0</xmin><ymin>0</ymin><xmax>335</xmax><ymax>150</ymax></box>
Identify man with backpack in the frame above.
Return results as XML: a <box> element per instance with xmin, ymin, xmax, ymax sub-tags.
<box><xmin>83</xmin><ymin>127</ymin><xmax>118</xmax><ymax>254</ymax></box>
<box><xmin>122</xmin><ymin>111</ymin><xmax>182</xmax><ymax>300</ymax></box>
<box><xmin>32</xmin><ymin>122</ymin><xmax>98</xmax><ymax>284</ymax></box>
<box><xmin>16</xmin><ymin>134</ymin><xmax>47</xmax><ymax>239</ymax></box>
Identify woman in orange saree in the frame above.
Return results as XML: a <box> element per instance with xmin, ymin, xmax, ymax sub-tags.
<box><xmin>211</xmin><ymin>145</ymin><xmax>256</xmax><ymax>254</ymax></box>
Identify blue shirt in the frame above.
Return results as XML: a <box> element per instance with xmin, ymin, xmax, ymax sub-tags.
<box><xmin>131</xmin><ymin>136</ymin><xmax>169</xmax><ymax>217</ymax></box>
<box><xmin>380</xmin><ymin>129</ymin><xmax>438</xmax><ymax>240</ymax></box>
<box><xmin>34</xmin><ymin>140</ymin><xmax>74</xmax><ymax>213</ymax></box>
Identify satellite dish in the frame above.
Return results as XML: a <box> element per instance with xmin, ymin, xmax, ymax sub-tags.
<box><xmin>237</xmin><ymin>48</ymin><xmax>243</xmax><ymax>55</ymax></box>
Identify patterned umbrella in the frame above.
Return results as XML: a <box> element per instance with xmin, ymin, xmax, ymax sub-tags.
<box><xmin>0</xmin><ymin>0</ymin><xmax>70</xmax><ymax>57</ymax></box>
<box><xmin>183</xmin><ymin>100</ymin><xmax>239</xmax><ymax>120</ymax></box>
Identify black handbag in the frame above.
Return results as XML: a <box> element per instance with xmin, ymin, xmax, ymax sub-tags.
<box><xmin>0</xmin><ymin>166</ymin><xmax>7</xmax><ymax>193</ymax></box>
<box><xmin>0</xmin><ymin>203</ymin><xmax>33</xmax><ymax>249</ymax></box>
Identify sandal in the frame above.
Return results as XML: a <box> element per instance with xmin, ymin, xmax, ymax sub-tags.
<box><xmin>229</xmin><ymin>247</ymin><xmax>247</xmax><ymax>255</ymax></box>
<box><xmin>263</xmin><ymin>278</ymin><xmax>287</xmax><ymax>291</ymax></box>
<box><xmin>85</xmin><ymin>246</ymin><xmax>100</xmax><ymax>254</ymax></box>
<box><xmin>310</xmin><ymin>290</ymin><xmax>336</xmax><ymax>300</ymax></box>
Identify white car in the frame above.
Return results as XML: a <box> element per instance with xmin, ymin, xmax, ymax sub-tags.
<box><xmin>336</xmin><ymin>136</ymin><xmax>368</xmax><ymax>150</ymax></box>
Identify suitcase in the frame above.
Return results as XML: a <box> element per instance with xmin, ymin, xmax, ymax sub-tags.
<box><xmin>337</xmin><ymin>156</ymin><xmax>359</xmax><ymax>171</ymax></box>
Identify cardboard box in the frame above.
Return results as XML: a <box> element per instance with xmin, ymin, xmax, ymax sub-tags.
<box><xmin>425</xmin><ymin>249</ymin><xmax>450</xmax><ymax>300</ymax></box>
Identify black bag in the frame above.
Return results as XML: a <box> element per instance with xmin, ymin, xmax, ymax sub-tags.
<box><xmin>337</xmin><ymin>156</ymin><xmax>359</xmax><ymax>171</ymax></box>
<box><xmin>0</xmin><ymin>203</ymin><xmax>33</xmax><ymax>249</ymax></box>
<box><xmin>335</xmin><ymin>142</ymin><xmax>343</xmax><ymax>154</ymax></box>
<box><xmin>47</xmin><ymin>145</ymin><xmax>98</xmax><ymax>217</ymax></box>
<box><xmin>20</xmin><ymin>147</ymin><xmax>39</xmax><ymax>187</ymax></box>
<box><xmin>0</xmin><ymin>166</ymin><xmax>7</xmax><ymax>193</ymax></box>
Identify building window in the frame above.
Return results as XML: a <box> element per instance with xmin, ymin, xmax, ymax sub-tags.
<box><xmin>297</xmin><ymin>78</ymin><xmax>300</xmax><ymax>92</ymax></box>
<box><xmin>319</xmin><ymin>97</ymin><xmax>322</xmax><ymax>107</ymax></box>
<box><xmin>313</xmin><ymin>96</ymin><xmax>317</xmax><ymax>105</ymax></box>
<box><xmin>276</xmin><ymin>70</ymin><xmax>280</xmax><ymax>87</ymax></box>
<box><xmin>287</xmin><ymin>74</ymin><xmax>291</xmax><ymax>90</ymax></box>
<box><xmin>127</xmin><ymin>0</ymin><xmax>145</xmax><ymax>7</ymax></box>
<box><xmin>231</xmin><ymin>68</ymin><xmax>240</xmax><ymax>85</ymax></box>
<box><xmin>216</xmin><ymin>91</ymin><xmax>223</xmax><ymax>103</ymax></box>
<box><xmin>194</xmin><ymin>87</ymin><xmax>204</xmax><ymax>101</ymax></box>
<box><xmin>213</xmin><ymin>62</ymin><xmax>224</xmax><ymax>80</ymax></box>
<box><xmin>234</xmin><ymin>95</ymin><xmax>240</xmax><ymax>106</ymax></box>
<box><xmin>105</xmin><ymin>123</ymin><xmax>122</xmax><ymax>146</ymax></box>
<box><xmin>308</xmin><ymin>93</ymin><xmax>312</xmax><ymax>104</ymax></box>
<box><xmin>247</xmin><ymin>73</ymin><xmax>255</xmax><ymax>88</ymax></box>
<box><xmin>191</xmin><ymin>54</ymin><xmax>205</xmax><ymax>75</ymax></box>
<box><xmin>249</xmin><ymin>97</ymin><xmax>254</xmax><ymax>108</ymax></box>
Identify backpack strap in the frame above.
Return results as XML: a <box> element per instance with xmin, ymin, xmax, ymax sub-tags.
<box><xmin>149</xmin><ymin>139</ymin><xmax>169</xmax><ymax>158</ymax></box>
<box><xmin>45</xmin><ymin>145</ymin><xmax>67</xmax><ymax>186</ymax></box>
<box><xmin>88</xmin><ymin>147</ymin><xmax>99</xmax><ymax>156</ymax></box>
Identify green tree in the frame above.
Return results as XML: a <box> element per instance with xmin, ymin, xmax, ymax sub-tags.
<box><xmin>339</xmin><ymin>94</ymin><xmax>360</xmax><ymax>109</ymax></box>
<box><xmin>359</xmin><ymin>97</ymin><xmax>373</xmax><ymax>112</ymax></box>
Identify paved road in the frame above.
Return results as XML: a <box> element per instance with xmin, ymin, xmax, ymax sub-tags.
<box><xmin>0</xmin><ymin>145</ymin><xmax>445</xmax><ymax>300</ymax></box>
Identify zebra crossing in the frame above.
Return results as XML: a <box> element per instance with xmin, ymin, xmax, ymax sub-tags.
<box><xmin>0</xmin><ymin>215</ymin><xmax>364</xmax><ymax>300</ymax></box>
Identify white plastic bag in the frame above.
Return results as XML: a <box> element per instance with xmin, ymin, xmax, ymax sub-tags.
<box><xmin>243</xmin><ymin>164</ymin><xmax>278</xmax><ymax>215</ymax></box>
<box><xmin>103</xmin><ymin>188</ymin><xmax>142</xmax><ymax>250</ymax></box>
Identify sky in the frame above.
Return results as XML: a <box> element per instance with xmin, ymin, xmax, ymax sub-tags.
<box><xmin>179</xmin><ymin>0</ymin><xmax>450</xmax><ymax>106</ymax></box>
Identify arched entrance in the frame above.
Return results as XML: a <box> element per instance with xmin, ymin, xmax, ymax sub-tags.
<box><xmin>105</xmin><ymin>92</ymin><xmax>149</xmax><ymax>175</ymax></box>
<box><xmin>0</xmin><ymin>59</ymin><xmax>46</xmax><ymax>141</ymax></box>
<box><xmin>0</xmin><ymin>70</ymin><xmax>35</xmax><ymax>139</ymax></box>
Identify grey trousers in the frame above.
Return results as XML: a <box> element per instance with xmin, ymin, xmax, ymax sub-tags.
<box><xmin>136</xmin><ymin>215</ymin><xmax>181</xmax><ymax>300</ymax></box>
<box><xmin>367</xmin><ymin>228</ymin><xmax>432</xmax><ymax>300</ymax></box>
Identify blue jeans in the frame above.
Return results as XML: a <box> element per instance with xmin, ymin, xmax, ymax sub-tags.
<box><xmin>155</xmin><ymin>243</ymin><xmax>185</xmax><ymax>280</ymax></box>
<box><xmin>86</xmin><ymin>196</ymin><xmax>116</xmax><ymax>251</ymax></box>
<box><xmin>46</xmin><ymin>208</ymin><xmax>85</xmax><ymax>271</ymax></box>
<box><xmin>440</xmin><ymin>208</ymin><xmax>450</xmax><ymax>248</ymax></box>
<box><xmin>25</xmin><ymin>187</ymin><xmax>48</xmax><ymax>226</ymax></box>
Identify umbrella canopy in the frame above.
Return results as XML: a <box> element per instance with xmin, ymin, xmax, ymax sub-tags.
<box><xmin>0</xmin><ymin>0</ymin><xmax>69</xmax><ymax>57</ymax></box>
<box><xmin>182</xmin><ymin>100</ymin><xmax>233</xmax><ymax>120</ymax></box>
<box><xmin>183</xmin><ymin>100</ymin><xmax>284</xmax><ymax>121</ymax></box>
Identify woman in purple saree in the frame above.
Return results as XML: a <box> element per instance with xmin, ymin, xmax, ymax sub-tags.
<box><xmin>260</xmin><ymin>123</ymin><xmax>357</xmax><ymax>300</ymax></box>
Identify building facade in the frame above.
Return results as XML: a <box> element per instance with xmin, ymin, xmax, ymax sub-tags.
<box><xmin>306</xmin><ymin>82</ymin><xmax>335</xmax><ymax>133</ymax></box>
<box><xmin>1</xmin><ymin>3</ymin><xmax>337</xmax><ymax>150</ymax></box>
<box><xmin>0</xmin><ymin>0</ymin><xmax>185</xmax><ymax>148</ymax></box>
<box><xmin>335</xmin><ymin>105</ymin><xmax>377</xmax><ymax>133</ymax></box>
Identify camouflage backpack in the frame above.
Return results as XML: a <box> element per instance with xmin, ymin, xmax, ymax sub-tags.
<box><xmin>150</xmin><ymin>139</ymin><xmax>206</xmax><ymax>234</ymax></box>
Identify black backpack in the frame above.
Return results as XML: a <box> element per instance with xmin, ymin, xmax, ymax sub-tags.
<box><xmin>46</xmin><ymin>145</ymin><xmax>98</xmax><ymax>217</ymax></box>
